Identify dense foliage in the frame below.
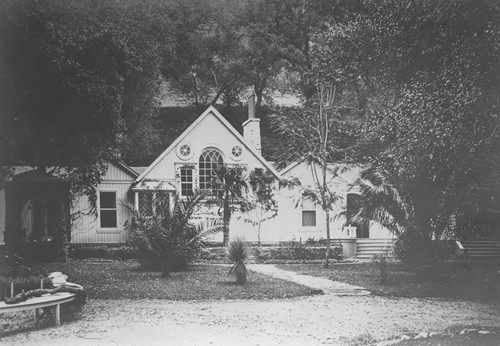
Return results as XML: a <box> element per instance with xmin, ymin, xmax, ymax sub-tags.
<box><xmin>0</xmin><ymin>0</ymin><xmax>177</xmax><ymax>204</ymax></box>
<box><xmin>129</xmin><ymin>192</ymin><xmax>223</xmax><ymax>275</ymax></box>
<box><xmin>354</xmin><ymin>1</ymin><xmax>499</xmax><ymax>247</ymax></box>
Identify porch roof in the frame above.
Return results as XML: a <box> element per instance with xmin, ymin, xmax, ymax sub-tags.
<box><xmin>10</xmin><ymin>169</ymin><xmax>66</xmax><ymax>184</ymax></box>
<box><xmin>132</xmin><ymin>179</ymin><xmax>176</xmax><ymax>192</ymax></box>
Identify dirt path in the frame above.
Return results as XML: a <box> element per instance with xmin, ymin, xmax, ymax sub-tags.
<box><xmin>2</xmin><ymin>266</ymin><xmax>500</xmax><ymax>345</ymax></box>
<box><xmin>249</xmin><ymin>264</ymin><xmax>371</xmax><ymax>295</ymax></box>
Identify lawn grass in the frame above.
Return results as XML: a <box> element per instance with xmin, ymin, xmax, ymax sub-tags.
<box><xmin>277</xmin><ymin>261</ymin><xmax>500</xmax><ymax>301</ymax></box>
<box><xmin>1</xmin><ymin>260</ymin><xmax>317</xmax><ymax>300</ymax></box>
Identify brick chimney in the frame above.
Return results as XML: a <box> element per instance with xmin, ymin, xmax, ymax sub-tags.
<box><xmin>243</xmin><ymin>94</ymin><xmax>261</xmax><ymax>154</ymax></box>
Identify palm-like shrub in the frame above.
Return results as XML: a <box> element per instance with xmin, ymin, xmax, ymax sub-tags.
<box><xmin>227</xmin><ymin>237</ymin><xmax>248</xmax><ymax>285</ymax></box>
<box><xmin>129</xmin><ymin>192</ymin><xmax>223</xmax><ymax>275</ymax></box>
<box><xmin>352</xmin><ymin>167</ymin><xmax>410</xmax><ymax>238</ymax></box>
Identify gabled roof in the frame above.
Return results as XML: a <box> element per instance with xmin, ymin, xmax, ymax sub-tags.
<box><xmin>114</xmin><ymin>160</ymin><xmax>139</xmax><ymax>179</ymax></box>
<box><xmin>131</xmin><ymin>166</ymin><xmax>148</xmax><ymax>176</ymax></box>
<box><xmin>280</xmin><ymin>160</ymin><xmax>304</xmax><ymax>176</ymax></box>
<box><xmin>280</xmin><ymin>159</ymin><xmax>354</xmax><ymax>184</ymax></box>
<box><xmin>135</xmin><ymin>105</ymin><xmax>281</xmax><ymax>182</ymax></box>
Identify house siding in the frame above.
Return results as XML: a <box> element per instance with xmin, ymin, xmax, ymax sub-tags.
<box><xmin>70</xmin><ymin>163</ymin><xmax>135</xmax><ymax>244</ymax></box>
<box><xmin>276</xmin><ymin>162</ymin><xmax>393</xmax><ymax>242</ymax></box>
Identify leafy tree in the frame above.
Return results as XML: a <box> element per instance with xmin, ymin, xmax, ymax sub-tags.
<box><xmin>354</xmin><ymin>0</ymin><xmax>500</xmax><ymax>245</ymax></box>
<box><xmin>303</xmin><ymin>0</ymin><xmax>500</xmax><ymax>263</ymax></box>
<box><xmin>161</xmin><ymin>0</ymin><xmax>251</xmax><ymax>107</ymax></box>
<box><xmin>0</xmin><ymin>0</ymin><xmax>171</xmax><ymax>199</ymax></box>
<box><xmin>272</xmin><ymin>89</ymin><xmax>358</xmax><ymax>267</ymax></box>
<box><xmin>271</xmin><ymin>7</ymin><xmax>366</xmax><ymax>266</ymax></box>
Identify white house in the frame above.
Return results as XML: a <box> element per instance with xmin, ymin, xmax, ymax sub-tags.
<box><xmin>0</xmin><ymin>100</ymin><xmax>393</xmax><ymax>253</ymax></box>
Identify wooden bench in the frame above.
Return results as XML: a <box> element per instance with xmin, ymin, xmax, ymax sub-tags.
<box><xmin>0</xmin><ymin>292</ymin><xmax>76</xmax><ymax>326</ymax></box>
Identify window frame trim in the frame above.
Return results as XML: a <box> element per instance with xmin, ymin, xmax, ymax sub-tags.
<box><xmin>198</xmin><ymin>147</ymin><xmax>225</xmax><ymax>197</ymax></box>
<box><xmin>301</xmin><ymin>195</ymin><xmax>317</xmax><ymax>228</ymax></box>
<box><xmin>97</xmin><ymin>189</ymin><xmax>120</xmax><ymax>232</ymax></box>
<box><xmin>180</xmin><ymin>167</ymin><xmax>195</xmax><ymax>197</ymax></box>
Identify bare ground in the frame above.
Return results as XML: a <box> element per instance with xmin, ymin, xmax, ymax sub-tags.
<box><xmin>1</xmin><ymin>294</ymin><xmax>500</xmax><ymax>345</ymax></box>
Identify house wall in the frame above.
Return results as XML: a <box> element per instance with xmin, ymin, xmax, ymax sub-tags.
<box><xmin>270</xmin><ymin>162</ymin><xmax>393</xmax><ymax>243</ymax></box>
<box><xmin>204</xmin><ymin>163</ymin><xmax>393</xmax><ymax>244</ymax></box>
<box><xmin>70</xmin><ymin>163</ymin><xmax>135</xmax><ymax>244</ymax></box>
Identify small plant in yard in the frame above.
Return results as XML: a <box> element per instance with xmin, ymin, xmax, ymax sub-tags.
<box><xmin>227</xmin><ymin>238</ymin><xmax>248</xmax><ymax>284</ymax></box>
<box><xmin>372</xmin><ymin>254</ymin><xmax>388</xmax><ymax>284</ymax></box>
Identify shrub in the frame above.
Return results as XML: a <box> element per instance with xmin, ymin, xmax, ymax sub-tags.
<box><xmin>329</xmin><ymin>244</ymin><xmax>344</xmax><ymax>260</ymax></box>
<box><xmin>2</xmin><ymin>241</ymin><xmax>66</xmax><ymax>264</ymax></box>
<box><xmin>372</xmin><ymin>254</ymin><xmax>388</xmax><ymax>284</ymax></box>
<box><xmin>253</xmin><ymin>242</ymin><xmax>343</xmax><ymax>261</ymax></box>
<box><xmin>129</xmin><ymin>192</ymin><xmax>224</xmax><ymax>275</ymax></box>
<box><xmin>227</xmin><ymin>238</ymin><xmax>248</xmax><ymax>284</ymax></box>
<box><xmin>394</xmin><ymin>232</ymin><xmax>456</xmax><ymax>267</ymax></box>
<box><xmin>67</xmin><ymin>245</ymin><xmax>137</xmax><ymax>260</ymax></box>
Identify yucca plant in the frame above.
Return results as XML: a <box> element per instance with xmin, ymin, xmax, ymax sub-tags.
<box><xmin>227</xmin><ymin>237</ymin><xmax>248</xmax><ymax>285</ymax></box>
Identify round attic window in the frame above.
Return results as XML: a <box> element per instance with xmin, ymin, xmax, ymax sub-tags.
<box><xmin>231</xmin><ymin>145</ymin><xmax>243</xmax><ymax>161</ymax></box>
<box><xmin>176</xmin><ymin>142</ymin><xmax>193</xmax><ymax>160</ymax></box>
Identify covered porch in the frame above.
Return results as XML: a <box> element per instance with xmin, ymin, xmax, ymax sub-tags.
<box><xmin>2</xmin><ymin>169</ymin><xmax>71</xmax><ymax>261</ymax></box>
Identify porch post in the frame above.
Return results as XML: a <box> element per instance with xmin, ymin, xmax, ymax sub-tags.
<box><xmin>169</xmin><ymin>193</ymin><xmax>175</xmax><ymax>212</ymax></box>
<box><xmin>134</xmin><ymin>192</ymin><xmax>139</xmax><ymax>214</ymax></box>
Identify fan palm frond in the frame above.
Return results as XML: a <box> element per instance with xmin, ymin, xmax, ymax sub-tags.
<box><xmin>351</xmin><ymin>168</ymin><xmax>410</xmax><ymax>237</ymax></box>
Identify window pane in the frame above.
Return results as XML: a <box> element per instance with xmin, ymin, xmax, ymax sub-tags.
<box><xmin>199</xmin><ymin>149</ymin><xmax>224</xmax><ymax>196</ymax></box>
<box><xmin>101</xmin><ymin>210</ymin><xmax>117</xmax><ymax>228</ymax></box>
<box><xmin>180</xmin><ymin>168</ymin><xmax>193</xmax><ymax>196</ymax></box>
<box><xmin>139</xmin><ymin>193</ymin><xmax>153</xmax><ymax>217</ymax></box>
<box><xmin>100</xmin><ymin>192</ymin><xmax>116</xmax><ymax>208</ymax></box>
<box><xmin>302</xmin><ymin>211</ymin><xmax>316</xmax><ymax>227</ymax></box>
<box><xmin>182</xmin><ymin>183</ymin><xmax>193</xmax><ymax>196</ymax></box>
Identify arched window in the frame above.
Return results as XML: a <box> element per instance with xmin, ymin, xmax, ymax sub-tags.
<box><xmin>199</xmin><ymin>149</ymin><xmax>224</xmax><ymax>195</ymax></box>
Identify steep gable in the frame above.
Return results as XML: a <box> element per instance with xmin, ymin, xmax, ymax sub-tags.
<box><xmin>101</xmin><ymin>161</ymin><xmax>138</xmax><ymax>181</ymax></box>
<box><xmin>136</xmin><ymin>106</ymin><xmax>280</xmax><ymax>182</ymax></box>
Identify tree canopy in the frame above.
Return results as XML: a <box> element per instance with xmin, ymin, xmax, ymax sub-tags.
<box><xmin>0</xmin><ymin>0</ymin><xmax>172</xmax><ymax>196</ymax></box>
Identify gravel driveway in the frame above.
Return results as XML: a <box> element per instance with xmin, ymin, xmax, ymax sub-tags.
<box><xmin>2</xmin><ymin>265</ymin><xmax>500</xmax><ymax>345</ymax></box>
<box><xmin>3</xmin><ymin>296</ymin><xmax>500</xmax><ymax>345</ymax></box>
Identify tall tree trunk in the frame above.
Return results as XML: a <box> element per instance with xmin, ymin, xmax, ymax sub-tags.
<box><xmin>257</xmin><ymin>221</ymin><xmax>261</xmax><ymax>246</ymax></box>
<box><xmin>323</xmin><ymin>211</ymin><xmax>331</xmax><ymax>268</ymax></box>
<box><xmin>223</xmin><ymin>188</ymin><xmax>231</xmax><ymax>246</ymax></box>
<box><xmin>254</xmin><ymin>76</ymin><xmax>266</xmax><ymax>110</ymax></box>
